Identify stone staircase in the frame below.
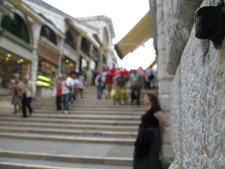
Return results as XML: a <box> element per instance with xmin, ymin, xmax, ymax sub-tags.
<box><xmin>0</xmin><ymin>86</ymin><xmax>148</xmax><ymax>169</ymax></box>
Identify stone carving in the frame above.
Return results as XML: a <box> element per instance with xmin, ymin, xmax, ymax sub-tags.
<box><xmin>168</xmin><ymin>0</ymin><xmax>225</xmax><ymax>168</ymax></box>
<box><xmin>164</xmin><ymin>0</ymin><xmax>203</xmax><ymax>75</ymax></box>
<box><xmin>195</xmin><ymin>0</ymin><xmax>225</xmax><ymax>49</ymax></box>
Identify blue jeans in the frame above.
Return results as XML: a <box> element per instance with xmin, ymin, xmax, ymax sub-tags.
<box><xmin>96</xmin><ymin>85</ymin><xmax>103</xmax><ymax>99</ymax></box>
<box><xmin>61</xmin><ymin>93</ymin><xmax>70</xmax><ymax>110</ymax></box>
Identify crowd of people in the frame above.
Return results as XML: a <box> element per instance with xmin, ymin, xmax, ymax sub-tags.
<box><xmin>92</xmin><ymin>67</ymin><xmax>156</xmax><ymax>106</ymax></box>
<box><xmin>52</xmin><ymin>66</ymin><xmax>157</xmax><ymax>114</ymax></box>
<box><xmin>8</xmin><ymin>67</ymin><xmax>163</xmax><ymax>169</ymax></box>
<box><xmin>8</xmin><ymin>66</ymin><xmax>156</xmax><ymax>115</ymax></box>
<box><xmin>55</xmin><ymin>71</ymin><xmax>85</xmax><ymax>114</ymax></box>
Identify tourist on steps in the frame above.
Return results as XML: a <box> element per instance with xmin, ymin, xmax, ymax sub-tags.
<box><xmin>61</xmin><ymin>71</ymin><xmax>73</xmax><ymax>114</ymax></box>
<box><xmin>21</xmin><ymin>75</ymin><xmax>35</xmax><ymax>118</ymax></box>
<box><xmin>95</xmin><ymin>71</ymin><xmax>104</xmax><ymax>99</ymax></box>
<box><xmin>133</xmin><ymin>92</ymin><xmax>164</xmax><ymax>169</ymax></box>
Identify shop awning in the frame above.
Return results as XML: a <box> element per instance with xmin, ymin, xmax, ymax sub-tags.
<box><xmin>99</xmin><ymin>41</ymin><xmax>114</xmax><ymax>55</ymax></box>
<box><xmin>6</xmin><ymin>0</ymin><xmax>43</xmax><ymax>23</ymax></box>
<box><xmin>6</xmin><ymin>0</ymin><xmax>64</xmax><ymax>37</ymax></box>
<box><xmin>146</xmin><ymin>60</ymin><xmax>156</xmax><ymax>70</ymax></box>
<box><xmin>115</xmin><ymin>11</ymin><xmax>151</xmax><ymax>59</ymax></box>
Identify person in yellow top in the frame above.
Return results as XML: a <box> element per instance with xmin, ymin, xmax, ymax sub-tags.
<box><xmin>22</xmin><ymin>75</ymin><xmax>35</xmax><ymax>118</ymax></box>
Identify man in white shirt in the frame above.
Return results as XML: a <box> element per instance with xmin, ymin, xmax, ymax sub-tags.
<box><xmin>22</xmin><ymin>75</ymin><xmax>35</xmax><ymax>118</ymax></box>
<box><xmin>61</xmin><ymin>71</ymin><xmax>73</xmax><ymax>114</ymax></box>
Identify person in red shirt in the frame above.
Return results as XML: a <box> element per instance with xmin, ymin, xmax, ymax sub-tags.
<box><xmin>56</xmin><ymin>77</ymin><xmax>62</xmax><ymax>110</ymax></box>
<box><xmin>123</xmin><ymin>68</ymin><xmax>129</xmax><ymax>84</ymax></box>
<box><xmin>105</xmin><ymin>69</ymin><xmax>114</xmax><ymax>99</ymax></box>
<box><xmin>111</xmin><ymin>67</ymin><xmax>116</xmax><ymax>75</ymax></box>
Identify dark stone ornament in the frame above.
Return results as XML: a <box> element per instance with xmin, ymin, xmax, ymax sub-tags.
<box><xmin>194</xmin><ymin>0</ymin><xmax>225</xmax><ymax>49</ymax></box>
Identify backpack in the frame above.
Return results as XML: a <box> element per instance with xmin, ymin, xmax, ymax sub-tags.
<box><xmin>98</xmin><ymin>77</ymin><xmax>102</xmax><ymax>84</ymax></box>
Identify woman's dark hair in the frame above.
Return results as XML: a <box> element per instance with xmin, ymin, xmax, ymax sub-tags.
<box><xmin>146</xmin><ymin>92</ymin><xmax>161</xmax><ymax>108</ymax></box>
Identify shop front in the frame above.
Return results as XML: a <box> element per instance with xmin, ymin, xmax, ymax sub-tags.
<box><xmin>0</xmin><ymin>48</ymin><xmax>30</xmax><ymax>98</ymax></box>
<box><xmin>63</xmin><ymin>56</ymin><xmax>77</xmax><ymax>74</ymax></box>
<box><xmin>79</xmin><ymin>57</ymin><xmax>88</xmax><ymax>73</ymax></box>
<box><xmin>36</xmin><ymin>43</ymin><xmax>59</xmax><ymax>97</ymax></box>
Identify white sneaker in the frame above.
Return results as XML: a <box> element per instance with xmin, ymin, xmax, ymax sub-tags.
<box><xmin>64</xmin><ymin>110</ymin><xmax>68</xmax><ymax>114</ymax></box>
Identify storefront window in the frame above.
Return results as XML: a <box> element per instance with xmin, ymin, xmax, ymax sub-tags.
<box><xmin>0</xmin><ymin>51</ymin><xmax>29</xmax><ymax>95</ymax></box>
<box><xmin>79</xmin><ymin>57</ymin><xmax>88</xmax><ymax>73</ymax></box>
<box><xmin>37</xmin><ymin>59</ymin><xmax>57</xmax><ymax>88</ymax></box>
<box><xmin>64</xmin><ymin>57</ymin><xmax>76</xmax><ymax>74</ymax></box>
<box><xmin>90</xmin><ymin>60</ymin><xmax>96</xmax><ymax>71</ymax></box>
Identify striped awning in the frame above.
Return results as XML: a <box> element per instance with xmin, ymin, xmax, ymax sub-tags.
<box><xmin>145</xmin><ymin>60</ymin><xmax>156</xmax><ymax>70</ymax></box>
<box><xmin>66</xmin><ymin>19</ymin><xmax>114</xmax><ymax>55</ymax></box>
<box><xmin>115</xmin><ymin>11</ymin><xmax>151</xmax><ymax>59</ymax></box>
<box><xmin>6</xmin><ymin>0</ymin><xmax>43</xmax><ymax>23</ymax></box>
<box><xmin>99</xmin><ymin>41</ymin><xmax>114</xmax><ymax>55</ymax></box>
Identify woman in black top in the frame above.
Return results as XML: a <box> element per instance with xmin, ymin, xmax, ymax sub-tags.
<box><xmin>133</xmin><ymin>92</ymin><xmax>164</xmax><ymax>169</ymax></box>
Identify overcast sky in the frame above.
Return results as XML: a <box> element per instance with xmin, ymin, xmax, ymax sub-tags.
<box><xmin>42</xmin><ymin>0</ymin><xmax>156</xmax><ymax>70</ymax></box>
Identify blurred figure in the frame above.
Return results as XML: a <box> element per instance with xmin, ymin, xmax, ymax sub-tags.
<box><xmin>147</xmin><ymin>68</ymin><xmax>155</xmax><ymax>89</ymax></box>
<box><xmin>21</xmin><ymin>75</ymin><xmax>35</xmax><ymax>118</ymax></box>
<box><xmin>133</xmin><ymin>92</ymin><xmax>164</xmax><ymax>169</ymax></box>
<box><xmin>92</xmin><ymin>66</ymin><xmax>98</xmax><ymax>85</ymax></box>
<box><xmin>130</xmin><ymin>70</ymin><xmax>144</xmax><ymax>106</ymax></box>
<box><xmin>102</xmin><ymin>68</ymin><xmax>107</xmax><ymax>93</ymax></box>
<box><xmin>76</xmin><ymin>73</ymin><xmax>84</xmax><ymax>99</ymax></box>
<box><xmin>9</xmin><ymin>73</ymin><xmax>23</xmax><ymax>114</ymax></box>
<box><xmin>95</xmin><ymin>71</ymin><xmax>104</xmax><ymax>99</ymax></box>
<box><xmin>113</xmin><ymin>71</ymin><xmax>127</xmax><ymax>105</ymax></box>
<box><xmin>71</xmin><ymin>73</ymin><xmax>77</xmax><ymax>103</ymax></box>
<box><xmin>105</xmin><ymin>69</ymin><xmax>114</xmax><ymax>99</ymax></box>
<box><xmin>61</xmin><ymin>71</ymin><xmax>73</xmax><ymax>114</ymax></box>
<box><xmin>55</xmin><ymin>76</ymin><xmax>62</xmax><ymax>110</ymax></box>
<box><xmin>123</xmin><ymin>68</ymin><xmax>129</xmax><ymax>86</ymax></box>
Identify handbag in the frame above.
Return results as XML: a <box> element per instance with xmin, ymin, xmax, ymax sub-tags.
<box><xmin>110</xmin><ymin>89</ymin><xmax>115</xmax><ymax>97</ymax></box>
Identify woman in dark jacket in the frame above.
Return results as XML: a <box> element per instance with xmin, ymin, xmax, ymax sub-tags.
<box><xmin>133</xmin><ymin>92</ymin><xmax>164</xmax><ymax>169</ymax></box>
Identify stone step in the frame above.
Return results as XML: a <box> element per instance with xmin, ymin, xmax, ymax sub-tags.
<box><xmin>33</xmin><ymin>99</ymin><xmax>140</xmax><ymax>104</ymax></box>
<box><xmin>0</xmin><ymin>137</ymin><xmax>134</xmax><ymax>157</ymax></box>
<box><xmin>0</xmin><ymin>138</ymin><xmax>133</xmax><ymax>169</ymax></box>
<box><xmin>0</xmin><ymin>150</ymin><xmax>132</xmax><ymax>166</ymax></box>
<box><xmin>33</xmin><ymin>109</ymin><xmax>144</xmax><ymax>115</ymax></box>
<box><xmin>0</xmin><ymin>121</ymin><xmax>138</xmax><ymax>132</ymax></box>
<box><xmin>0</xmin><ymin>116</ymin><xmax>140</xmax><ymax>126</ymax></box>
<box><xmin>33</xmin><ymin>105</ymin><xmax>146</xmax><ymax>111</ymax></box>
<box><xmin>0</xmin><ymin>112</ymin><xmax>141</xmax><ymax>120</ymax></box>
<box><xmin>0</xmin><ymin>126</ymin><xmax>137</xmax><ymax>138</ymax></box>
<box><xmin>0</xmin><ymin>132</ymin><xmax>135</xmax><ymax>144</ymax></box>
<box><xmin>0</xmin><ymin>162</ymin><xmax>83</xmax><ymax>169</ymax></box>
<box><xmin>0</xmin><ymin>159</ymin><xmax>131</xmax><ymax>169</ymax></box>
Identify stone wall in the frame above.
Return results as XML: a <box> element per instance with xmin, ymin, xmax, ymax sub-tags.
<box><xmin>155</xmin><ymin>0</ymin><xmax>225</xmax><ymax>168</ymax></box>
<box><xmin>150</xmin><ymin>0</ymin><xmax>175</xmax><ymax>167</ymax></box>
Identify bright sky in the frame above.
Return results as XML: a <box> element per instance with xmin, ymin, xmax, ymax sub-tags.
<box><xmin>42</xmin><ymin>0</ymin><xmax>156</xmax><ymax>70</ymax></box>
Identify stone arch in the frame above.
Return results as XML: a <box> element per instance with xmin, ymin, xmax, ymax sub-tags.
<box><xmin>1</xmin><ymin>13</ymin><xmax>30</xmax><ymax>43</ymax></box>
<box><xmin>65</xmin><ymin>30</ymin><xmax>75</xmax><ymax>49</ymax></box>
<box><xmin>40</xmin><ymin>25</ymin><xmax>57</xmax><ymax>45</ymax></box>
